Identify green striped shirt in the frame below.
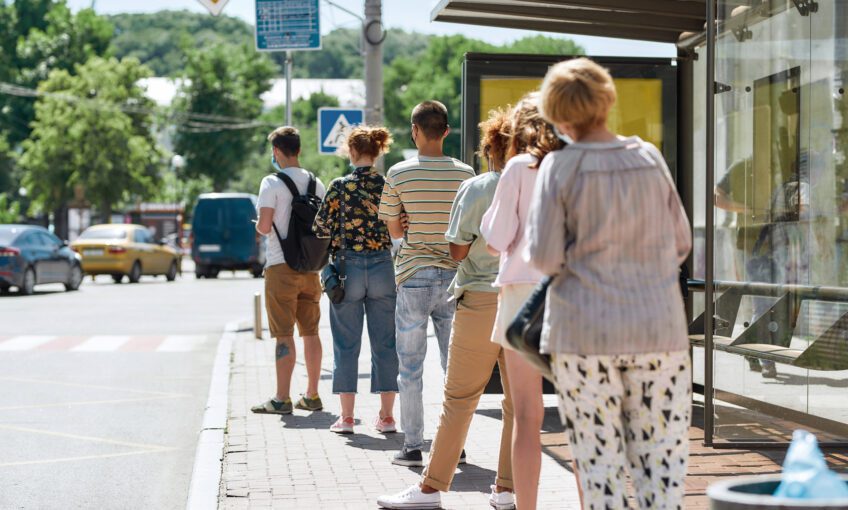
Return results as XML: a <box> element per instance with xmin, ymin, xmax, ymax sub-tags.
<box><xmin>378</xmin><ymin>156</ymin><xmax>476</xmax><ymax>284</ymax></box>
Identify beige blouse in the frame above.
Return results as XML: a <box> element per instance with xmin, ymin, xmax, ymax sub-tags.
<box><xmin>524</xmin><ymin>136</ymin><xmax>692</xmax><ymax>356</ymax></box>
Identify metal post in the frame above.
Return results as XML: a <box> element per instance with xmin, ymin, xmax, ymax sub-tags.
<box><xmin>363</xmin><ymin>0</ymin><xmax>384</xmax><ymax>167</ymax></box>
<box><xmin>254</xmin><ymin>292</ymin><xmax>263</xmax><ymax>340</ymax></box>
<box><xmin>704</xmin><ymin>0</ymin><xmax>717</xmax><ymax>447</ymax></box>
<box><xmin>285</xmin><ymin>50</ymin><xmax>293</xmax><ymax>126</ymax></box>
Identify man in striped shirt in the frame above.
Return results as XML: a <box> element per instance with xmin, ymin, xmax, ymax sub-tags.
<box><xmin>378</xmin><ymin>100</ymin><xmax>475</xmax><ymax>467</ymax></box>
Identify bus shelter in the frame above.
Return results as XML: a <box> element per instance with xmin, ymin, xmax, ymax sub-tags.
<box><xmin>432</xmin><ymin>0</ymin><xmax>848</xmax><ymax>447</ymax></box>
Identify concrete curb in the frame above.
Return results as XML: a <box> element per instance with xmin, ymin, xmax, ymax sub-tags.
<box><xmin>185</xmin><ymin>320</ymin><xmax>239</xmax><ymax>510</ymax></box>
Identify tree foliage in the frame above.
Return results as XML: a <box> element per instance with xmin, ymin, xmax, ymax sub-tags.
<box><xmin>172</xmin><ymin>43</ymin><xmax>276</xmax><ymax>192</ymax></box>
<box><xmin>18</xmin><ymin>57</ymin><xmax>161</xmax><ymax>221</ymax></box>
<box><xmin>0</xmin><ymin>1</ymin><xmax>113</xmax><ymax>145</ymax></box>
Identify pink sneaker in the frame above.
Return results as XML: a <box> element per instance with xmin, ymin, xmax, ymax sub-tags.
<box><xmin>330</xmin><ymin>416</ymin><xmax>354</xmax><ymax>434</ymax></box>
<box><xmin>374</xmin><ymin>415</ymin><xmax>397</xmax><ymax>433</ymax></box>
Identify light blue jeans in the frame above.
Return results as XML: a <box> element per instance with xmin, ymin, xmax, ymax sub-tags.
<box><xmin>329</xmin><ymin>250</ymin><xmax>399</xmax><ymax>394</ymax></box>
<box><xmin>395</xmin><ymin>266</ymin><xmax>456</xmax><ymax>450</ymax></box>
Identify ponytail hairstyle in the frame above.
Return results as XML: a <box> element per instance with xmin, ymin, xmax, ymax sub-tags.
<box><xmin>507</xmin><ymin>91</ymin><xmax>565</xmax><ymax>169</ymax></box>
<box><xmin>476</xmin><ymin>107</ymin><xmax>512</xmax><ymax>172</ymax></box>
<box><xmin>343</xmin><ymin>126</ymin><xmax>393</xmax><ymax>159</ymax></box>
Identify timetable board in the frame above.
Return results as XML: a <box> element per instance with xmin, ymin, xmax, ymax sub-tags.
<box><xmin>255</xmin><ymin>0</ymin><xmax>321</xmax><ymax>52</ymax></box>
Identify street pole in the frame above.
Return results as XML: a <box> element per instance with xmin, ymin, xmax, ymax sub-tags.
<box><xmin>363</xmin><ymin>0</ymin><xmax>383</xmax><ymax>128</ymax></box>
<box><xmin>285</xmin><ymin>50</ymin><xmax>293</xmax><ymax>126</ymax></box>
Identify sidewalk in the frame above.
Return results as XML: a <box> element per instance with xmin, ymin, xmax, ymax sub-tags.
<box><xmin>218</xmin><ymin>300</ymin><xmax>848</xmax><ymax>509</ymax></box>
<box><xmin>219</xmin><ymin>300</ymin><xmax>579</xmax><ymax>509</ymax></box>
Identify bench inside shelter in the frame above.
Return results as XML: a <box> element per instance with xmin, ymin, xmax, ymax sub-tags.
<box><xmin>688</xmin><ymin>279</ymin><xmax>848</xmax><ymax>371</ymax></box>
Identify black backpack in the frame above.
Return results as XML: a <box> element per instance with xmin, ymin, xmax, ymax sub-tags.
<box><xmin>271</xmin><ymin>171</ymin><xmax>330</xmax><ymax>273</ymax></box>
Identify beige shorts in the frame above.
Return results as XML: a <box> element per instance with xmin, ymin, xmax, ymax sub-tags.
<box><xmin>491</xmin><ymin>283</ymin><xmax>538</xmax><ymax>350</ymax></box>
<box><xmin>264</xmin><ymin>263</ymin><xmax>322</xmax><ymax>338</ymax></box>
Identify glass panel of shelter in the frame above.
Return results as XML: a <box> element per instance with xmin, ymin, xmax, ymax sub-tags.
<box><xmin>702</xmin><ymin>0</ymin><xmax>848</xmax><ymax>444</ymax></box>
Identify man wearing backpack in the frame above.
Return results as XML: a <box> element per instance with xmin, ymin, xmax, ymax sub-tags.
<box><xmin>252</xmin><ymin>126</ymin><xmax>327</xmax><ymax>415</ymax></box>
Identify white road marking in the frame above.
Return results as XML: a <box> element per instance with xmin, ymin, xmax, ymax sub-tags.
<box><xmin>156</xmin><ymin>335</ymin><xmax>207</xmax><ymax>352</ymax></box>
<box><xmin>71</xmin><ymin>335</ymin><xmax>131</xmax><ymax>352</ymax></box>
<box><xmin>0</xmin><ymin>336</ymin><xmax>56</xmax><ymax>351</ymax></box>
<box><xmin>0</xmin><ymin>448</ymin><xmax>179</xmax><ymax>468</ymax></box>
<box><xmin>0</xmin><ymin>423</ymin><xmax>173</xmax><ymax>450</ymax></box>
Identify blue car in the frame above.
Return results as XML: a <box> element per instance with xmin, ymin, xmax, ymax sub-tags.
<box><xmin>0</xmin><ymin>225</ymin><xmax>83</xmax><ymax>295</ymax></box>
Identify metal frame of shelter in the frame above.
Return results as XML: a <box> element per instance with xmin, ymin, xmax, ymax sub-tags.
<box><xmin>431</xmin><ymin>0</ymin><xmax>848</xmax><ymax>448</ymax></box>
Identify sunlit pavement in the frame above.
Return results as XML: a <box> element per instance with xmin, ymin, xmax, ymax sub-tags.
<box><xmin>0</xmin><ymin>268</ymin><xmax>262</xmax><ymax>510</ymax></box>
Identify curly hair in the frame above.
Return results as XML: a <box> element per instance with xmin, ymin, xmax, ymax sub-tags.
<box><xmin>344</xmin><ymin>126</ymin><xmax>393</xmax><ymax>159</ymax></box>
<box><xmin>508</xmin><ymin>92</ymin><xmax>565</xmax><ymax>169</ymax></box>
<box><xmin>476</xmin><ymin>107</ymin><xmax>512</xmax><ymax>172</ymax></box>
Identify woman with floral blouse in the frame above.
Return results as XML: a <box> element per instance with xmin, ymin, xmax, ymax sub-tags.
<box><xmin>313</xmin><ymin>126</ymin><xmax>399</xmax><ymax>435</ymax></box>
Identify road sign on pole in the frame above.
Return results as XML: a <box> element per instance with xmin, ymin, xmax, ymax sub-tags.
<box><xmin>197</xmin><ymin>0</ymin><xmax>230</xmax><ymax>16</ymax></box>
<box><xmin>255</xmin><ymin>0</ymin><xmax>322</xmax><ymax>52</ymax></box>
<box><xmin>318</xmin><ymin>108</ymin><xmax>364</xmax><ymax>155</ymax></box>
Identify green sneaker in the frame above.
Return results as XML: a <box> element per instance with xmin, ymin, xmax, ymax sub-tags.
<box><xmin>251</xmin><ymin>398</ymin><xmax>292</xmax><ymax>415</ymax></box>
<box><xmin>294</xmin><ymin>394</ymin><xmax>323</xmax><ymax>411</ymax></box>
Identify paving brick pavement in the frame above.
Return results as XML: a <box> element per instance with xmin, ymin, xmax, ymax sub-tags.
<box><xmin>220</xmin><ymin>300</ymin><xmax>580</xmax><ymax>509</ymax></box>
<box><xmin>219</xmin><ymin>302</ymin><xmax>848</xmax><ymax>509</ymax></box>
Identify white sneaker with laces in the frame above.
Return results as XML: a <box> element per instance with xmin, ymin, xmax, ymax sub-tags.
<box><xmin>377</xmin><ymin>484</ymin><xmax>441</xmax><ymax>509</ymax></box>
<box><xmin>488</xmin><ymin>485</ymin><xmax>515</xmax><ymax>510</ymax></box>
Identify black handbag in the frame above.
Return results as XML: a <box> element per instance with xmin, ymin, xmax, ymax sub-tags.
<box><xmin>505</xmin><ymin>276</ymin><xmax>554</xmax><ymax>381</ymax></box>
<box><xmin>320</xmin><ymin>178</ymin><xmax>347</xmax><ymax>304</ymax></box>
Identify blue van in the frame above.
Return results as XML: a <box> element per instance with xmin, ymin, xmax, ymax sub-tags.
<box><xmin>191</xmin><ymin>193</ymin><xmax>265</xmax><ymax>279</ymax></box>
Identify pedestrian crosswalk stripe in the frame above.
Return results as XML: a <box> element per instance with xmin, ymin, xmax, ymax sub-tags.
<box><xmin>0</xmin><ymin>336</ymin><xmax>57</xmax><ymax>351</ymax></box>
<box><xmin>71</xmin><ymin>335</ymin><xmax>132</xmax><ymax>352</ymax></box>
<box><xmin>155</xmin><ymin>335</ymin><xmax>207</xmax><ymax>352</ymax></box>
<box><xmin>0</xmin><ymin>335</ymin><xmax>210</xmax><ymax>353</ymax></box>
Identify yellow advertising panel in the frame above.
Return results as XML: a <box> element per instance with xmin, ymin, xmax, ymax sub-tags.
<box><xmin>479</xmin><ymin>77</ymin><xmax>664</xmax><ymax>171</ymax></box>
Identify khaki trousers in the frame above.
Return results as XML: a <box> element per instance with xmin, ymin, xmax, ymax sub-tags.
<box><xmin>422</xmin><ymin>290</ymin><xmax>514</xmax><ymax>491</ymax></box>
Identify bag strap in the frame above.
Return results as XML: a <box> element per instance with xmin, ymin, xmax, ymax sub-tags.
<box><xmin>337</xmin><ymin>176</ymin><xmax>348</xmax><ymax>287</ymax></box>
<box><xmin>307</xmin><ymin>174</ymin><xmax>317</xmax><ymax>196</ymax></box>
<box><xmin>275</xmin><ymin>171</ymin><xmax>302</xmax><ymax>198</ymax></box>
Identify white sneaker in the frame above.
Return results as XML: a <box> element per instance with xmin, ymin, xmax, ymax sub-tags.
<box><xmin>489</xmin><ymin>485</ymin><xmax>515</xmax><ymax>510</ymax></box>
<box><xmin>377</xmin><ymin>485</ymin><xmax>441</xmax><ymax>509</ymax></box>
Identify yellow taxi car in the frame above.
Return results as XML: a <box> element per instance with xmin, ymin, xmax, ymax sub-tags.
<box><xmin>70</xmin><ymin>224</ymin><xmax>180</xmax><ymax>284</ymax></box>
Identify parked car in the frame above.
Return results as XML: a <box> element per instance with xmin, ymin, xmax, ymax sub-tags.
<box><xmin>191</xmin><ymin>193</ymin><xmax>265</xmax><ymax>279</ymax></box>
<box><xmin>71</xmin><ymin>224</ymin><xmax>180</xmax><ymax>284</ymax></box>
<box><xmin>0</xmin><ymin>224</ymin><xmax>83</xmax><ymax>295</ymax></box>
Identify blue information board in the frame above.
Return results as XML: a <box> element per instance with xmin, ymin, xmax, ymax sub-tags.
<box><xmin>318</xmin><ymin>108</ymin><xmax>365</xmax><ymax>155</ymax></box>
<box><xmin>255</xmin><ymin>0</ymin><xmax>321</xmax><ymax>52</ymax></box>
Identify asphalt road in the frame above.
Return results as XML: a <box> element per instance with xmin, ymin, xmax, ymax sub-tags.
<box><xmin>0</xmin><ymin>268</ymin><xmax>263</xmax><ymax>510</ymax></box>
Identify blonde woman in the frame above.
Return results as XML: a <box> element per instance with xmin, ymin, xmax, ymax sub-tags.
<box><xmin>480</xmin><ymin>92</ymin><xmax>564</xmax><ymax>510</ymax></box>
<box><xmin>313</xmin><ymin>126</ymin><xmax>398</xmax><ymax>435</ymax></box>
<box><xmin>526</xmin><ymin>58</ymin><xmax>692</xmax><ymax>509</ymax></box>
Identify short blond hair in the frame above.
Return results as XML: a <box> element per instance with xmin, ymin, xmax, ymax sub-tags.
<box><xmin>540</xmin><ymin>58</ymin><xmax>616</xmax><ymax>132</ymax></box>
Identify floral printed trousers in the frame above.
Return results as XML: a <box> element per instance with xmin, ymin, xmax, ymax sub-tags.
<box><xmin>552</xmin><ymin>351</ymin><xmax>691</xmax><ymax>510</ymax></box>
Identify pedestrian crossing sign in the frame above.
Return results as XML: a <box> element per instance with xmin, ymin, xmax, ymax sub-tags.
<box><xmin>318</xmin><ymin>108</ymin><xmax>365</xmax><ymax>155</ymax></box>
<box><xmin>196</xmin><ymin>0</ymin><xmax>230</xmax><ymax>16</ymax></box>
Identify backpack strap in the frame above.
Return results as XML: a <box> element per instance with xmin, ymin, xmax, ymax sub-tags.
<box><xmin>275</xmin><ymin>172</ymin><xmax>301</xmax><ymax>197</ymax></box>
<box><xmin>307</xmin><ymin>174</ymin><xmax>317</xmax><ymax>196</ymax></box>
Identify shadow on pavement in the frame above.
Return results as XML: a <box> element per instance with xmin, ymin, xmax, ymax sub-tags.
<box><xmin>449</xmin><ymin>462</ymin><xmax>498</xmax><ymax>494</ymax></box>
<box><xmin>279</xmin><ymin>410</ymin><xmax>336</xmax><ymax>429</ymax></box>
<box><xmin>343</xmin><ymin>431</ymin><xmax>406</xmax><ymax>452</ymax></box>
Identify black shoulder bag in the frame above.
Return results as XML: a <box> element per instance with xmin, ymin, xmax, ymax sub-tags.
<box><xmin>271</xmin><ymin>172</ymin><xmax>330</xmax><ymax>273</ymax></box>
<box><xmin>320</xmin><ymin>179</ymin><xmax>347</xmax><ymax>304</ymax></box>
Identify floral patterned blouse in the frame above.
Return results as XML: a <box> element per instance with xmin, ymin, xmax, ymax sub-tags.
<box><xmin>313</xmin><ymin>166</ymin><xmax>393</xmax><ymax>254</ymax></box>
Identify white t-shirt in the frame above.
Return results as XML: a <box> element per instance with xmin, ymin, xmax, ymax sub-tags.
<box><xmin>257</xmin><ymin>167</ymin><xmax>326</xmax><ymax>268</ymax></box>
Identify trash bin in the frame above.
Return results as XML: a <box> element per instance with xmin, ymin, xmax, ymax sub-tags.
<box><xmin>708</xmin><ymin>475</ymin><xmax>848</xmax><ymax>509</ymax></box>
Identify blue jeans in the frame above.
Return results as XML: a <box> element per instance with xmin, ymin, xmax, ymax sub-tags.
<box><xmin>396</xmin><ymin>266</ymin><xmax>456</xmax><ymax>450</ymax></box>
<box><xmin>329</xmin><ymin>250</ymin><xmax>399</xmax><ymax>394</ymax></box>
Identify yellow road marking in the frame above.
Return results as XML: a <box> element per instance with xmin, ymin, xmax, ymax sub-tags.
<box><xmin>0</xmin><ymin>424</ymin><xmax>173</xmax><ymax>451</ymax></box>
<box><xmin>0</xmin><ymin>377</ymin><xmax>190</xmax><ymax>397</ymax></box>
<box><xmin>0</xmin><ymin>448</ymin><xmax>179</xmax><ymax>468</ymax></box>
<box><xmin>0</xmin><ymin>394</ymin><xmax>187</xmax><ymax>411</ymax></box>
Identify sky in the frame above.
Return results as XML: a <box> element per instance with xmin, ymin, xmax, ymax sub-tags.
<box><xmin>66</xmin><ymin>0</ymin><xmax>676</xmax><ymax>58</ymax></box>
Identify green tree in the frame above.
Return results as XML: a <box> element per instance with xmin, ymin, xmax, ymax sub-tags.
<box><xmin>172</xmin><ymin>43</ymin><xmax>276</xmax><ymax>191</ymax></box>
<box><xmin>108</xmin><ymin>11</ymin><xmax>255</xmax><ymax>76</ymax></box>
<box><xmin>18</xmin><ymin>57</ymin><xmax>161</xmax><ymax>232</ymax></box>
<box><xmin>1</xmin><ymin>2</ymin><xmax>113</xmax><ymax>145</ymax></box>
<box><xmin>232</xmin><ymin>92</ymin><xmax>348</xmax><ymax>195</ymax></box>
<box><xmin>0</xmin><ymin>193</ymin><xmax>25</xmax><ymax>224</ymax></box>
